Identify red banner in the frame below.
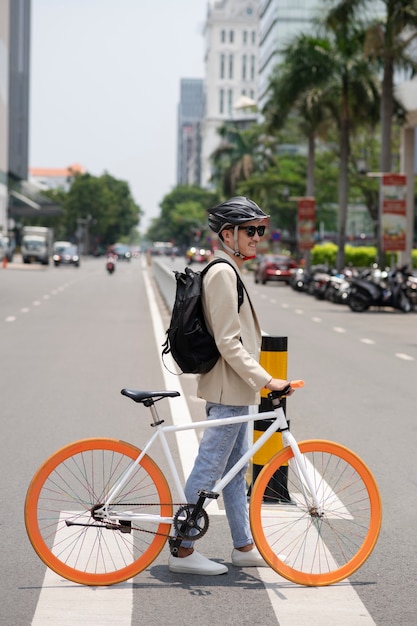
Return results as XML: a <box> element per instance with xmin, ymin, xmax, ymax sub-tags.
<box><xmin>381</xmin><ymin>174</ymin><xmax>406</xmax><ymax>252</ymax></box>
<box><xmin>297</xmin><ymin>198</ymin><xmax>315</xmax><ymax>250</ymax></box>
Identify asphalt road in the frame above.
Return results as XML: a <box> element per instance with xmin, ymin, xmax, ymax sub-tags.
<box><xmin>1</xmin><ymin>255</ymin><xmax>416</xmax><ymax>625</ymax></box>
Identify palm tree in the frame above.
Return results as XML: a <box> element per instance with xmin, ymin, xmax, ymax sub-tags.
<box><xmin>210</xmin><ymin>123</ymin><xmax>277</xmax><ymax>199</ymax></box>
<box><xmin>263</xmin><ymin>34</ymin><xmax>334</xmax><ymax>197</ymax></box>
<box><xmin>329</xmin><ymin>0</ymin><xmax>417</xmax><ymax>171</ymax></box>
<box><xmin>264</xmin><ymin>21</ymin><xmax>381</xmax><ymax>270</ymax></box>
<box><xmin>328</xmin><ymin>0</ymin><xmax>417</xmax><ymax>263</ymax></box>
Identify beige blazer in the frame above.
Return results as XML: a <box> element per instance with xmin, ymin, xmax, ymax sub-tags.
<box><xmin>197</xmin><ymin>250</ymin><xmax>271</xmax><ymax>406</ymax></box>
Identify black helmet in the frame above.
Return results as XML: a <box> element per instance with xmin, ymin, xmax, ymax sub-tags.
<box><xmin>208</xmin><ymin>196</ymin><xmax>269</xmax><ymax>233</ymax></box>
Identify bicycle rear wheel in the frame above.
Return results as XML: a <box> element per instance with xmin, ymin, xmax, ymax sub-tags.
<box><xmin>25</xmin><ymin>438</ymin><xmax>172</xmax><ymax>586</ymax></box>
<box><xmin>250</xmin><ymin>439</ymin><xmax>382</xmax><ymax>586</ymax></box>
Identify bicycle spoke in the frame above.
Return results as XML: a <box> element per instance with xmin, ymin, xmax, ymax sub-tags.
<box><xmin>250</xmin><ymin>440</ymin><xmax>382</xmax><ymax>586</ymax></box>
<box><xmin>25</xmin><ymin>439</ymin><xmax>172</xmax><ymax>585</ymax></box>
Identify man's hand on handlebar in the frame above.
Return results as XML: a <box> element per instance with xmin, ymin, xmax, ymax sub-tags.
<box><xmin>264</xmin><ymin>379</ymin><xmax>304</xmax><ymax>396</ymax></box>
<box><xmin>265</xmin><ymin>378</ymin><xmax>294</xmax><ymax>396</ymax></box>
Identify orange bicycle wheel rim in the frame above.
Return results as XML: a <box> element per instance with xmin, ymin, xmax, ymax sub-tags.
<box><xmin>25</xmin><ymin>438</ymin><xmax>172</xmax><ymax>586</ymax></box>
<box><xmin>250</xmin><ymin>439</ymin><xmax>382</xmax><ymax>586</ymax></box>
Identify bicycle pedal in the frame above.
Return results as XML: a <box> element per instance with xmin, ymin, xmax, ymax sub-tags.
<box><xmin>197</xmin><ymin>490</ymin><xmax>219</xmax><ymax>500</ymax></box>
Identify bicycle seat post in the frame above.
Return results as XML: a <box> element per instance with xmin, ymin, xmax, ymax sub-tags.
<box><xmin>144</xmin><ymin>400</ymin><xmax>164</xmax><ymax>427</ymax></box>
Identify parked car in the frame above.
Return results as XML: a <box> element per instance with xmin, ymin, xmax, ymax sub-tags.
<box><xmin>254</xmin><ymin>254</ymin><xmax>298</xmax><ymax>285</ymax></box>
<box><xmin>53</xmin><ymin>245</ymin><xmax>80</xmax><ymax>267</ymax></box>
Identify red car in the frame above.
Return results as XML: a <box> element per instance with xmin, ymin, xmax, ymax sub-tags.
<box><xmin>254</xmin><ymin>254</ymin><xmax>298</xmax><ymax>285</ymax></box>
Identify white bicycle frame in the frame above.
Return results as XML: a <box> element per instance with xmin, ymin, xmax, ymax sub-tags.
<box><xmin>96</xmin><ymin>403</ymin><xmax>322</xmax><ymax>526</ymax></box>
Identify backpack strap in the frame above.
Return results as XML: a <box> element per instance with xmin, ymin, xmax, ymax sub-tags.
<box><xmin>202</xmin><ymin>258</ymin><xmax>248</xmax><ymax>312</ymax></box>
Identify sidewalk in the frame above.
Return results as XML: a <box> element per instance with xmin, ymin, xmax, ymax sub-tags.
<box><xmin>1</xmin><ymin>254</ymin><xmax>48</xmax><ymax>271</ymax></box>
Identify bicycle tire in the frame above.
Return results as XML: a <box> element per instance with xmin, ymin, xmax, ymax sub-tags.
<box><xmin>25</xmin><ymin>438</ymin><xmax>172</xmax><ymax>586</ymax></box>
<box><xmin>250</xmin><ymin>439</ymin><xmax>382</xmax><ymax>586</ymax></box>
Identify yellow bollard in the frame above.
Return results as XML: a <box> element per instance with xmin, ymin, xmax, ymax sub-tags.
<box><xmin>251</xmin><ymin>336</ymin><xmax>290</xmax><ymax>502</ymax></box>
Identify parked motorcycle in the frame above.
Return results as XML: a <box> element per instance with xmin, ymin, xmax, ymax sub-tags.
<box><xmin>106</xmin><ymin>254</ymin><xmax>116</xmax><ymax>274</ymax></box>
<box><xmin>324</xmin><ymin>274</ymin><xmax>352</xmax><ymax>304</ymax></box>
<box><xmin>347</xmin><ymin>265</ymin><xmax>413</xmax><ymax>312</ymax></box>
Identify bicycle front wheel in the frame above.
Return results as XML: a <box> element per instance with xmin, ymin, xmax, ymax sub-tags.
<box><xmin>25</xmin><ymin>438</ymin><xmax>172</xmax><ymax>586</ymax></box>
<box><xmin>250</xmin><ymin>439</ymin><xmax>382</xmax><ymax>586</ymax></box>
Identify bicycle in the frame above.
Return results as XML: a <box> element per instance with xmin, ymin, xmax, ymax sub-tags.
<box><xmin>25</xmin><ymin>381</ymin><xmax>382</xmax><ymax>587</ymax></box>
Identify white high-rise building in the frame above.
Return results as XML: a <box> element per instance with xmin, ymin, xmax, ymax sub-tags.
<box><xmin>258</xmin><ymin>0</ymin><xmax>321</xmax><ymax>110</ymax></box>
<box><xmin>258</xmin><ymin>0</ymin><xmax>387</xmax><ymax>110</ymax></box>
<box><xmin>201</xmin><ymin>0</ymin><xmax>259</xmax><ymax>188</ymax></box>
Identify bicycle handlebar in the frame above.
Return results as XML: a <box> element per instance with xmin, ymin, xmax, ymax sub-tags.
<box><xmin>290</xmin><ymin>380</ymin><xmax>304</xmax><ymax>388</ymax></box>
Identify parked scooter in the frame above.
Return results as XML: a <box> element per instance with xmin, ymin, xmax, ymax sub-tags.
<box><xmin>106</xmin><ymin>254</ymin><xmax>116</xmax><ymax>274</ymax></box>
<box><xmin>347</xmin><ymin>265</ymin><xmax>413</xmax><ymax>312</ymax></box>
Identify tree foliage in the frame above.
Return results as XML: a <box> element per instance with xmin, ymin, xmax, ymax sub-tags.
<box><xmin>65</xmin><ymin>172</ymin><xmax>141</xmax><ymax>248</ymax></box>
<box><xmin>19</xmin><ymin>172</ymin><xmax>142</xmax><ymax>251</ymax></box>
<box><xmin>210</xmin><ymin>123</ymin><xmax>278</xmax><ymax>198</ymax></box>
<box><xmin>146</xmin><ymin>185</ymin><xmax>220</xmax><ymax>249</ymax></box>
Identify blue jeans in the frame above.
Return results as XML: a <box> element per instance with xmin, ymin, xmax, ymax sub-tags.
<box><xmin>181</xmin><ymin>402</ymin><xmax>253</xmax><ymax>550</ymax></box>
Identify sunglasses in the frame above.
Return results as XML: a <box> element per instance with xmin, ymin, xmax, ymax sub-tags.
<box><xmin>238</xmin><ymin>225</ymin><xmax>266</xmax><ymax>237</ymax></box>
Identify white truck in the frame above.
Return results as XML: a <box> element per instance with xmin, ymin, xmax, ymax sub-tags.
<box><xmin>21</xmin><ymin>226</ymin><xmax>53</xmax><ymax>265</ymax></box>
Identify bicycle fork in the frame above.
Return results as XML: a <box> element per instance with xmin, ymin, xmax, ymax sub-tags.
<box><xmin>282</xmin><ymin>430</ymin><xmax>323</xmax><ymax>516</ymax></box>
<box><xmin>270</xmin><ymin>392</ymin><xmax>323</xmax><ymax>517</ymax></box>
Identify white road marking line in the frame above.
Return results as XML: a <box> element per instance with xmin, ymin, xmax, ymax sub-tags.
<box><xmin>312</xmin><ymin>316</ymin><xmax>322</xmax><ymax>323</ymax></box>
<box><xmin>5</xmin><ymin>316</ymin><xmax>16</xmax><ymax>322</ymax></box>
<box><xmin>32</xmin><ymin>574</ymin><xmax>133</xmax><ymax>626</ymax></box>
<box><xmin>295</xmin><ymin>309</ymin><xmax>303</xmax><ymax>315</ymax></box>
<box><xmin>21</xmin><ymin>307</ymin><xmax>30</xmax><ymax>313</ymax></box>
<box><xmin>32</xmin><ymin>515</ymin><xmax>133</xmax><ymax>625</ymax></box>
<box><xmin>142</xmin><ymin>259</ymin><xmax>220</xmax><ymax>514</ymax></box>
<box><xmin>33</xmin><ymin>300</ymin><xmax>41</xmax><ymax>306</ymax></box>
<box><xmin>361</xmin><ymin>338</ymin><xmax>375</xmax><ymax>345</ymax></box>
<box><xmin>258</xmin><ymin>567</ymin><xmax>376</xmax><ymax>626</ymax></box>
<box><xmin>333</xmin><ymin>326</ymin><xmax>346</xmax><ymax>333</ymax></box>
<box><xmin>396</xmin><ymin>352</ymin><xmax>414</xmax><ymax>361</ymax></box>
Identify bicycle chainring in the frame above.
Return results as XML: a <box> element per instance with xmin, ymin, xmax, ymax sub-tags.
<box><xmin>173</xmin><ymin>505</ymin><xmax>209</xmax><ymax>540</ymax></box>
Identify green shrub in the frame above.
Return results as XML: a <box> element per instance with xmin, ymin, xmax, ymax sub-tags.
<box><xmin>311</xmin><ymin>243</ymin><xmax>417</xmax><ymax>269</ymax></box>
<box><xmin>311</xmin><ymin>243</ymin><xmax>337</xmax><ymax>266</ymax></box>
<box><xmin>345</xmin><ymin>245</ymin><xmax>377</xmax><ymax>267</ymax></box>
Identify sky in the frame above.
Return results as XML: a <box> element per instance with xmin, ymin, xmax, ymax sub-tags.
<box><xmin>29</xmin><ymin>0</ymin><xmax>207</xmax><ymax>231</ymax></box>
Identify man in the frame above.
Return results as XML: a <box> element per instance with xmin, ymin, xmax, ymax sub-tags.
<box><xmin>169</xmin><ymin>197</ymin><xmax>292</xmax><ymax>576</ymax></box>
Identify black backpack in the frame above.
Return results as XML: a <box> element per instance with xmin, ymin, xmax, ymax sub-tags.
<box><xmin>162</xmin><ymin>258</ymin><xmax>245</xmax><ymax>374</ymax></box>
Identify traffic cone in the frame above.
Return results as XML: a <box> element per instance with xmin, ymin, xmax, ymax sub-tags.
<box><xmin>2</xmin><ymin>256</ymin><xmax>7</xmax><ymax>269</ymax></box>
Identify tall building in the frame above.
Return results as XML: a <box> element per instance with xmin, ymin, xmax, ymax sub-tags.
<box><xmin>0</xmin><ymin>0</ymin><xmax>58</xmax><ymax>240</ymax></box>
<box><xmin>258</xmin><ymin>0</ymin><xmax>387</xmax><ymax>110</ymax></box>
<box><xmin>258</xmin><ymin>0</ymin><xmax>321</xmax><ymax>109</ymax></box>
<box><xmin>0</xmin><ymin>1</ymin><xmax>60</xmax><ymax>234</ymax></box>
<box><xmin>0</xmin><ymin>0</ymin><xmax>31</xmax><ymax>233</ymax></box>
<box><xmin>0</xmin><ymin>0</ymin><xmax>10</xmax><ymax>233</ymax></box>
<box><xmin>177</xmin><ymin>78</ymin><xmax>204</xmax><ymax>186</ymax></box>
<box><xmin>201</xmin><ymin>0</ymin><xmax>259</xmax><ymax>187</ymax></box>
<box><xmin>8</xmin><ymin>0</ymin><xmax>31</xmax><ymax>183</ymax></box>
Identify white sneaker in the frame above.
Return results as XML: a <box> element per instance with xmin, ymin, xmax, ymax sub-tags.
<box><xmin>231</xmin><ymin>547</ymin><xmax>287</xmax><ymax>567</ymax></box>
<box><xmin>169</xmin><ymin>550</ymin><xmax>228</xmax><ymax>576</ymax></box>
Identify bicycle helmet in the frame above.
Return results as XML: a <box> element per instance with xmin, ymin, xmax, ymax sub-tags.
<box><xmin>208</xmin><ymin>196</ymin><xmax>269</xmax><ymax>258</ymax></box>
<box><xmin>208</xmin><ymin>196</ymin><xmax>269</xmax><ymax>233</ymax></box>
